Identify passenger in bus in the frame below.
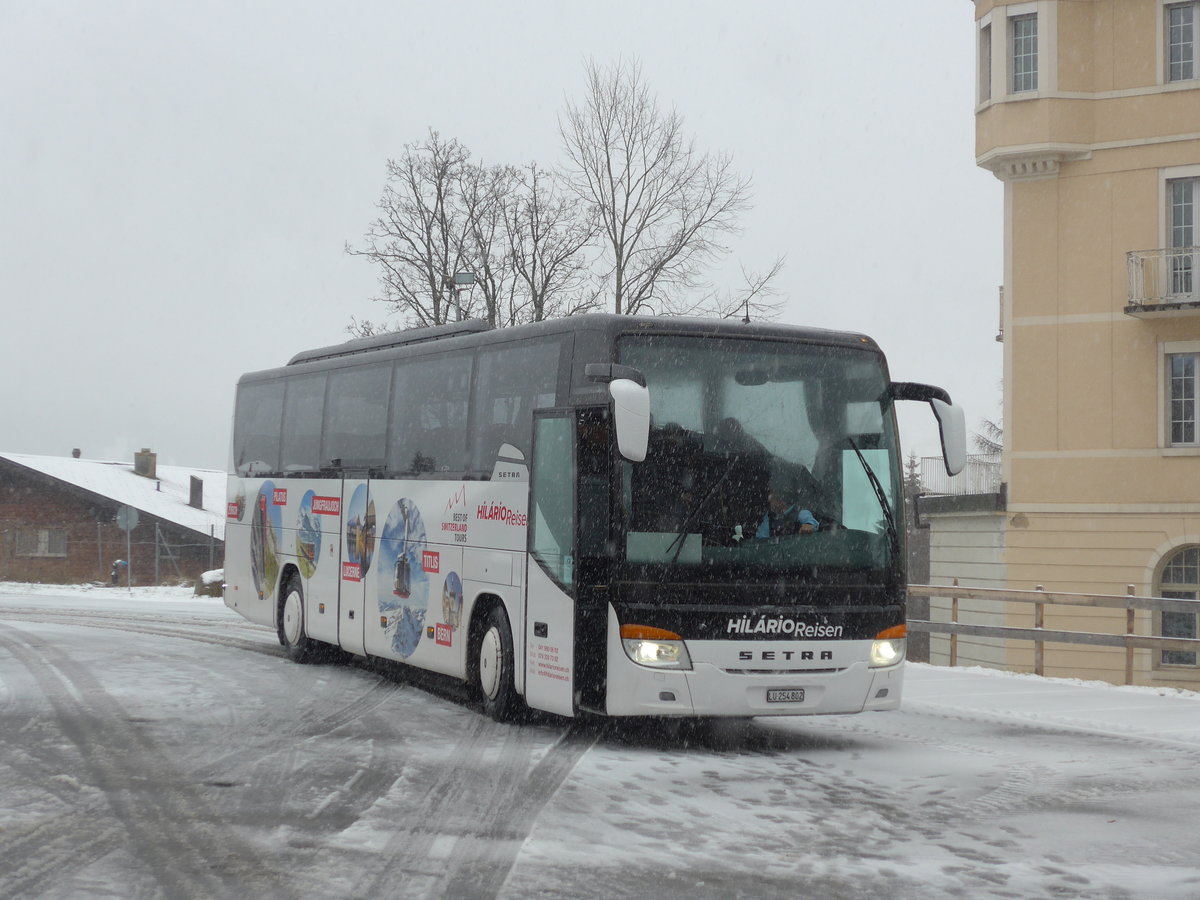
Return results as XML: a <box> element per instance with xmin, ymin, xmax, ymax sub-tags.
<box><xmin>712</xmin><ymin>415</ymin><xmax>768</xmax><ymax>457</ymax></box>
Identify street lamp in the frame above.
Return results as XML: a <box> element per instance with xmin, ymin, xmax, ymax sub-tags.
<box><xmin>443</xmin><ymin>271</ymin><xmax>475</xmax><ymax>322</ymax></box>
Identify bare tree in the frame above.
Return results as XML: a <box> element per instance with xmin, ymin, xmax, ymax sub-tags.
<box><xmin>349</xmin><ymin>60</ymin><xmax>779</xmax><ymax>334</ymax></box>
<box><xmin>459</xmin><ymin>162</ymin><xmax>517</xmax><ymax>328</ymax></box>
<box><xmin>560</xmin><ymin>58</ymin><xmax>756</xmax><ymax>316</ymax></box>
<box><xmin>347</xmin><ymin>130</ymin><xmax>476</xmax><ymax>329</ymax></box>
<box><xmin>504</xmin><ymin>162</ymin><xmax>600</xmax><ymax>323</ymax></box>
<box><xmin>711</xmin><ymin>256</ymin><xmax>788</xmax><ymax>322</ymax></box>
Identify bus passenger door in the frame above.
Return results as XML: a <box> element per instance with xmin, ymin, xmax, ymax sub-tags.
<box><xmin>338</xmin><ymin>476</ymin><xmax>372</xmax><ymax>656</ymax></box>
<box><xmin>525</xmin><ymin>410</ymin><xmax>577</xmax><ymax>716</ymax></box>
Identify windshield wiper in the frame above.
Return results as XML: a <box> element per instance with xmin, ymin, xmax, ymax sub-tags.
<box><xmin>660</xmin><ymin>456</ymin><xmax>738</xmax><ymax>575</ymax></box>
<box><xmin>846</xmin><ymin>437</ymin><xmax>900</xmax><ymax>560</ymax></box>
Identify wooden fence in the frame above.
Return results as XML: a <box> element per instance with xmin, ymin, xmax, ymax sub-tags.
<box><xmin>907</xmin><ymin>581</ymin><xmax>1200</xmax><ymax>685</ymax></box>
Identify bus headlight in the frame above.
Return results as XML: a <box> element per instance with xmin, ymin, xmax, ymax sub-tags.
<box><xmin>870</xmin><ymin>625</ymin><xmax>907</xmax><ymax>668</ymax></box>
<box><xmin>620</xmin><ymin>624</ymin><xmax>692</xmax><ymax>670</ymax></box>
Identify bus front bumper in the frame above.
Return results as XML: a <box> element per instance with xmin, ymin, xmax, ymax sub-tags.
<box><xmin>603</xmin><ymin>612</ymin><xmax>904</xmax><ymax>717</ymax></box>
<box><xmin>604</xmin><ymin>658</ymin><xmax>903</xmax><ymax>717</ymax></box>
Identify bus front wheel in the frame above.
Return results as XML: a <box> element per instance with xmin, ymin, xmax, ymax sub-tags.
<box><xmin>278</xmin><ymin>574</ymin><xmax>315</xmax><ymax>663</ymax></box>
<box><xmin>477</xmin><ymin>605</ymin><xmax>517</xmax><ymax>721</ymax></box>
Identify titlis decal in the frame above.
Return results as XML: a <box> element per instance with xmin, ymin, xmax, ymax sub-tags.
<box><xmin>726</xmin><ymin>616</ymin><xmax>845</xmax><ymax>638</ymax></box>
<box><xmin>476</xmin><ymin>502</ymin><xmax>527</xmax><ymax>527</ymax></box>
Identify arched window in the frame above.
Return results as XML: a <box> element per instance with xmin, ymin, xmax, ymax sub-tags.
<box><xmin>1158</xmin><ymin>546</ymin><xmax>1199</xmax><ymax>666</ymax></box>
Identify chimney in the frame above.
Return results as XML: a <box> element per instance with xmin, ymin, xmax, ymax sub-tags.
<box><xmin>189</xmin><ymin>476</ymin><xmax>203</xmax><ymax>509</ymax></box>
<box><xmin>134</xmin><ymin>448</ymin><xmax>157</xmax><ymax>479</ymax></box>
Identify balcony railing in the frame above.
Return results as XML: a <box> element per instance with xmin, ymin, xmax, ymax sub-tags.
<box><xmin>918</xmin><ymin>453</ymin><xmax>1001</xmax><ymax>496</ymax></box>
<box><xmin>1126</xmin><ymin>247</ymin><xmax>1200</xmax><ymax>315</ymax></box>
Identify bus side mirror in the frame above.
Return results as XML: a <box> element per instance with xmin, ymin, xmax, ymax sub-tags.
<box><xmin>586</xmin><ymin>363</ymin><xmax>650</xmax><ymax>463</ymax></box>
<box><xmin>931</xmin><ymin>397</ymin><xmax>967</xmax><ymax>476</ymax></box>
<box><xmin>609</xmin><ymin>379</ymin><xmax>650</xmax><ymax>463</ymax></box>
<box><xmin>890</xmin><ymin>381</ymin><xmax>967</xmax><ymax>477</ymax></box>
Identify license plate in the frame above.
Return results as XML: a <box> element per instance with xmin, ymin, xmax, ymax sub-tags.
<box><xmin>766</xmin><ymin>688</ymin><xmax>805</xmax><ymax>703</ymax></box>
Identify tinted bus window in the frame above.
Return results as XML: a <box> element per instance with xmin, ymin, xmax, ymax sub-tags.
<box><xmin>323</xmin><ymin>365</ymin><xmax>390</xmax><ymax>466</ymax></box>
<box><xmin>280</xmin><ymin>374</ymin><xmax>326</xmax><ymax>474</ymax></box>
<box><xmin>471</xmin><ymin>339</ymin><xmax>561</xmax><ymax>471</ymax></box>
<box><xmin>389</xmin><ymin>353</ymin><xmax>471</xmax><ymax>476</ymax></box>
<box><xmin>233</xmin><ymin>380</ymin><xmax>284</xmax><ymax>476</ymax></box>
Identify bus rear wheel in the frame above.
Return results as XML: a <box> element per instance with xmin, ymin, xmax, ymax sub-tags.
<box><xmin>278</xmin><ymin>574</ymin><xmax>315</xmax><ymax>663</ymax></box>
<box><xmin>477</xmin><ymin>605</ymin><xmax>517</xmax><ymax>721</ymax></box>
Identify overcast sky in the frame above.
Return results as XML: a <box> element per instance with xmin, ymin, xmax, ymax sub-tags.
<box><xmin>0</xmin><ymin>1</ymin><xmax>1002</xmax><ymax>471</ymax></box>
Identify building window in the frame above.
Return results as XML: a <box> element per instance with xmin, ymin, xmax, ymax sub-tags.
<box><xmin>1168</xmin><ymin>353</ymin><xmax>1199</xmax><ymax>444</ymax></box>
<box><xmin>15</xmin><ymin>527</ymin><xmax>68</xmax><ymax>558</ymax></box>
<box><xmin>1158</xmin><ymin>546</ymin><xmax>1199</xmax><ymax>666</ymax></box>
<box><xmin>1169</xmin><ymin>177</ymin><xmax>1197</xmax><ymax>295</ymax></box>
<box><xmin>1167</xmin><ymin>2</ymin><xmax>1198</xmax><ymax>83</ymax></box>
<box><xmin>1010</xmin><ymin>14</ymin><xmax>1038</xmax><ymax>93</ymax></box>
<box><xmin>979</xmin><ymin>23</ymin><xmax>993</xmax><ymax>102</ymax></box>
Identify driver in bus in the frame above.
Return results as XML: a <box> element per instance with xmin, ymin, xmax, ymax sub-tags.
<box><xmin>755</xmin><ymin>475</ymin><xmax>820</xmax><ymax>539</ymax></box>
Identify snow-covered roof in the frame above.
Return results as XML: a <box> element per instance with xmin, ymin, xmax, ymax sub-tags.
<box><xmin>0</xmin><ymin>452</ymin><xmax>226</xmax><ymax>541</ymax></box>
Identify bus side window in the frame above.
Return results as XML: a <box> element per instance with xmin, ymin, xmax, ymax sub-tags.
<box><xmin>323</xmin><ymin>365</ymin><xmax>390</xmax><ymax>466</ymax></box>
<box><xmin>471</xmin><ymin>340</ymin><xmax>561</xmax><ymax>473</ymax></box>
<box><xmin>530</xmin><ymin>413</ymin><xmax>574</xmax><ymax>585</ymax></box>
<box><xmin>280</xmin><ymin>374</ymin><xmax>326</xmax><ymax>474</ymax></box>
<box><xmin>389</xmin><ymin>353</ymin><xmax>470</xmax><ymax>476</ymax></box>
<box><xmin>233</xmin><ymin>380</ymin><xmax>284</xmax><ymax>477</ymax></box>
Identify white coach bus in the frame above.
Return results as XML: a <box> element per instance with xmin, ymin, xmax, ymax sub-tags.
<box><xmin>224</xmin><ymin>314</ymin><xmax>965</xmax><ymax>721</ymax></box>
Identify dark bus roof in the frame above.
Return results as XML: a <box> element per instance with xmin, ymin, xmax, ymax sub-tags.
<box><xmin>240</xmin><ymin>314</ymin><xmax>882</xmax><ymax>384</ymax></box>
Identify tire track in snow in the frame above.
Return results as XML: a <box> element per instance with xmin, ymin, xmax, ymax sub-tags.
<box><xmin>440</xmin><ymin>723</ymin><xmax>598</xmax><ymax>899</ymax></box>
<box><xmin>0</xmin><ymin>607</ymin><xmax>282</xmax><ymax>658</ymax></box>
<box><xmin>190</xmin><ymin>669</ymin><xmax>412</xmax><ymax>832</ymax></box>
<box><xmin>5</xmin><ymin>604</ymin><xmax>524</xmax><ymax>866</ymax></box>
<box><xmin>769</xmin><ymin>698</ymin><xmax>1200</xmax><ymax>885</ymax></box>
<box><xmin>0</xmin><ymin>632</ymin><xmax>135</xmax><ymax>899</ymax></box>
<box><xmin>0</xmin><ymin>701</ymin><xmax>129</xmax><ymax>899</ymax></box>
<box><xmin>887</xmin><ymin>700</ymin><xmax>1200</xmax><ymax>818</ymax></box>
<box><xmin>344</xmin><ymin>716</ymin><xmax>595</xmax><ymax>899</ymax></box>
<box><xmin>1</xmin><ymin>601</ymin><xmax>412</xmax><ymax>839</ymax></box>
<box><xmin>0</xmin><ymin>626</ymin><xmax>295</xmax><ymax>900</ymax></box>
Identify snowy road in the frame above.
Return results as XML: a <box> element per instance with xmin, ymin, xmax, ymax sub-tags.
<box><xmin>1</xmin><ymin>585</ymin><xmax>1199</xmax><ymax>900</ymax></box>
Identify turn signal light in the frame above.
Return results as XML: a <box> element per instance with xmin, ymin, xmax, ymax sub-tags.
<box><xmin>620</xmin><ymin>624</ymin><xmax>682</xmax><ymax>641</ymax></box>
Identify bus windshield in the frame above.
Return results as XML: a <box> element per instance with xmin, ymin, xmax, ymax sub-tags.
<box><xmin>617</xmin><ymin>334</ymin><xmax>903</xmax><ymax>581</ymax></box>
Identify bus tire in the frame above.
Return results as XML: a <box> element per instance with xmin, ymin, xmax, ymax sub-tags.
<box><xmin>278</xmin><ymin>574</ymin><xmax>315</xmax><ymax>663</ymax></box>
<box><xmin>477</xmin><ymin>604</ymin><xmax>517</xmax><ymax>721</ymax></box>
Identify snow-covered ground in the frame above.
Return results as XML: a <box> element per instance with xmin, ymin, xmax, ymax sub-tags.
<box><xmin>2</xmin><ymin>582</ymin><xmax>1199</xmax><ymax>899</ymax></box>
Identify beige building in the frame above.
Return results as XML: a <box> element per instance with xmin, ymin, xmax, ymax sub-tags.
<box><xmin>926</xmin><ymin>0</ymin><xmax>1200</xmax><ymax>688</ymax></box>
